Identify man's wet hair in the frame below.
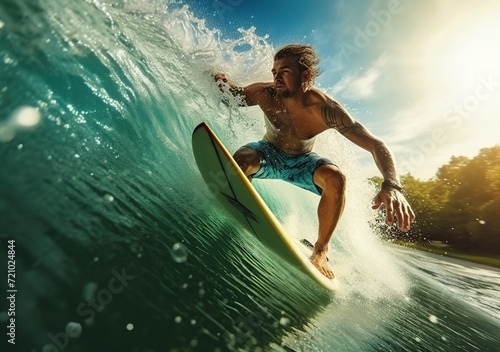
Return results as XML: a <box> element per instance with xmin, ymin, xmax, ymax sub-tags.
<box><xmin>274</xmin><ymin>44</ymin><xmax>321</xmax><ymax>88</ymax></box>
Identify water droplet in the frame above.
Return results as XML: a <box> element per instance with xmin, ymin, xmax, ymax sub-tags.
<box><xmin>174</xmin><ymin>316</ymin><xmax>182</xmax><ymax>323</ymax></box>
<box><xmin>104</xmin><ymin>194</ymin><xmax>114</xmax><ymax>202</ymax></box>
<box><xmin>478</xmin><ymin>220</ymin><xmax>486</xmax><ymax>225</ymax></box>
<box><xmin>130</xmin><ymin>243</ymin><xmax>143</xmax><ymax>254</ymax></box>
<box><xmin>11</xmin><ymin>106</ymin><xmax>41</xmax><ymax>128</ymax></box>
<box><xmin>415</xmin><ymin>337</ymin><xmax>421</xmax><ymax>342</ymax></box>
<box><xmin>0</xmin><ymin>125</ymin><xmax>16</xmax><ymax>142</ymax></box>
<box><xmin>93</xmin><ymin>257</ymin><xmax>99</xmax><ymax>262</ymax></box>
<box><xmin>171</xmin><ymin>243</ymin><xmax>188</xmax><ymax>263</ymax></box>
<box><xmin>126</xmin><ymin>323</ymin><xmax>134</xmax><ymax>331</ymax></box>
<box><xmin>65</xmin><ymin>322</ymin><xmax>82</xmax><ymax>338</ymax></box>
<box><xmin>279</xmin><ymin>317</ymin><xmax>290</xmax><ymax>326</ymax></box>
<box><xmin>429</xmin><ymin>315</ymin><xmax>438</xmax><ymax>324</ymax></box>
<box><xmin>17</xmin><ymin>144</ymin><xmax>23</xmax><ymax>150</ymax></box>
<box><xmin>191</xmin><ymin>319</ymin><xmax>196</xmax><ymax>325</ymax></box>
<box><xmin>74</xmin><ymin>154</ymin><xmax>80</xmax><ymax>158</ymax></box>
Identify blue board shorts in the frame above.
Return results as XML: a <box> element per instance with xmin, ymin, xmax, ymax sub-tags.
<box><xmin>241</xmin><ymin>140</ymin><xmax>336</xmax><ymax>195</ymax></box>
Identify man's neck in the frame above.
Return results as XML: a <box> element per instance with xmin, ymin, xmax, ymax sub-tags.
<box><xmin>282</xmin><ymin>89</ymin><xmax>308</xmax><ymax>108</ymax></box>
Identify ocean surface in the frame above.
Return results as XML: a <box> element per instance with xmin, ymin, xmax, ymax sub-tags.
<box><xmin>1</xmin><ymin>0</ymin><xmax>499</xmax><ymax>351</ymax></box>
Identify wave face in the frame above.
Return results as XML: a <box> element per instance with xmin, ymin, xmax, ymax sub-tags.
<box><xmin>1</xmin><ymin>0</ymin><xmax>499</xmax><ymax>351</ymax></box>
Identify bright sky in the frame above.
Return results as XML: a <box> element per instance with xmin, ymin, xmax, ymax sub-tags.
<box><xmin>181</xmin><ymin>0</ymin><xmax>500</xmax><ymax>180</ymax></box>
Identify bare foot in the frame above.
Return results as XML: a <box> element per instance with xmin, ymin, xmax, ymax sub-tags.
<box><xmin>310</xmin><ymin>251</ymin><xmax>335</xmax><ymax>279</ymax></box>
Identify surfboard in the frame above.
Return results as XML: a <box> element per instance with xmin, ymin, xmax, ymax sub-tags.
<box><xmin>192</xmin><ymin>122</ymin><xmax>336</xmax><ymax>291</ymax></box>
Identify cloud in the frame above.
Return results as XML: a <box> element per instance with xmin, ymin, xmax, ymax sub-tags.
<box><xmin>328</xmin><ymin>54</ymin><xmax>388</xmax><ymax>100</ymax></box>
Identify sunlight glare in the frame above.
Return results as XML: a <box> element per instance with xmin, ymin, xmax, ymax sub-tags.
<box><xmin>447</xmin><ymin>21</ymin><xmax>500</xmax><ymax>92</ymax></box>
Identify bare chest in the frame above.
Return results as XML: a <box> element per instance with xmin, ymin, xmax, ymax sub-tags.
<box><xmin>262</xmin><ymin>104</ymin><xmax>324</xmax><ymax>141</ymax></box>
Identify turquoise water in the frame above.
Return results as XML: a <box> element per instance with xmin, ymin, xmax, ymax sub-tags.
<box><xmin>1</xmin><ymin>0</ymin><xmax>499</xmax><ymax>351</ymax></box>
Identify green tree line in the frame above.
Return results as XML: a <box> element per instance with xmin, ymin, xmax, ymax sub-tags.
<box><xmin>372</xmin><ymin>145</ymin><xmax>500</xmax><ymax>256</ymax></box>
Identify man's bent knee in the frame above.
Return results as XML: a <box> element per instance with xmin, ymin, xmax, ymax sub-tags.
<box><xmin>233</xmin><ymin>147</ymin><xmax>261</xmax><ymax>177</ymax></box>
<box><xmin>314</xmin><ymin>165</ymin><xmax>346</xmax><ymax>193</ymax></box>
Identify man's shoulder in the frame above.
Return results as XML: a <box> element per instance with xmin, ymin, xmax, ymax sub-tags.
<box><xmin>305</xmin><ymin>87</ymin><xmax>333</xmax><ymax>106</ymax></box>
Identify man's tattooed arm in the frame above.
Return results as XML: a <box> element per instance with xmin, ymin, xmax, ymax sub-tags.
<box><xmin>321</xmin><ymin>104</ymin><xmax>355</xmax><ymax>134</ymax></box>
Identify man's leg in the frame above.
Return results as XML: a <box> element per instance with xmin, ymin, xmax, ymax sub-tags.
<box><xmin>311</xmin><ymin>164</ymin><xmax>346</xmax><ymax>279</ymax></box>
<box><xmin>233</xmin><ymin>147</ymin><xmax>261</xmax><ymax>179</ymax></box>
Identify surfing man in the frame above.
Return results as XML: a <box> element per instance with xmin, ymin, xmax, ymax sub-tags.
<box><xmin>214</xmin><ymin>44</ymin><xmax>415</xmax><ymax>279</ymax></box>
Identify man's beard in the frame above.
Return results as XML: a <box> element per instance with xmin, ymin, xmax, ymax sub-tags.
<box><xmin>276</xmin><ymin>88</ymin><xmax>292</xmax><ymax>98</ymax></box>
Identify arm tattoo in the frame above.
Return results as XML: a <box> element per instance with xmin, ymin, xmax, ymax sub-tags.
<box><xmin>321</xmin><ymin>105</ymin><xmax>354</xmax><ymax>134</ymax></box>
<box><xmin>265</xmin><ymin>85</ymin><xmax>276</xmax><ymax>97</ymax></box>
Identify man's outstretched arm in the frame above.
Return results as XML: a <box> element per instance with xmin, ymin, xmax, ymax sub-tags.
<box><xmin>321</xmin><ymin>101</ymin><xmax>415</xmax><ymax>231</ymax></box>
<box><xmin>348</xmin><ymin>123</ymin><xmax>415</xmax><ymax>231</ymax></box>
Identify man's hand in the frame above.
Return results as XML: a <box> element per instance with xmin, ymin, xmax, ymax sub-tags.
<box><xmin>372</xmin><ymin>188</ymin><xmax>415</xmax><ymax>232</ymax></box>
<box><xmin>214</xmin><ymin>73</ymin><xmax>228</xmax><ymax>83</ymax></box>
<box><xmin>214</xmin><ymin>73</ymin><xmax>228</xmax><ymax>92</ymax></box>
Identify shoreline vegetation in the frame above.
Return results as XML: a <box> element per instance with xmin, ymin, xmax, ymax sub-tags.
<box><xmin>371</xmin><ymin>145</ymin><xmax>500</xmax><ymax>268</ymax></box>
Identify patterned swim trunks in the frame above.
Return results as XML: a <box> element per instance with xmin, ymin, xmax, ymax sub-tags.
<box><xmin>241</xmin><ymin>140</ymin><xmax>336</xmax><ymax>195</ymax></box>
